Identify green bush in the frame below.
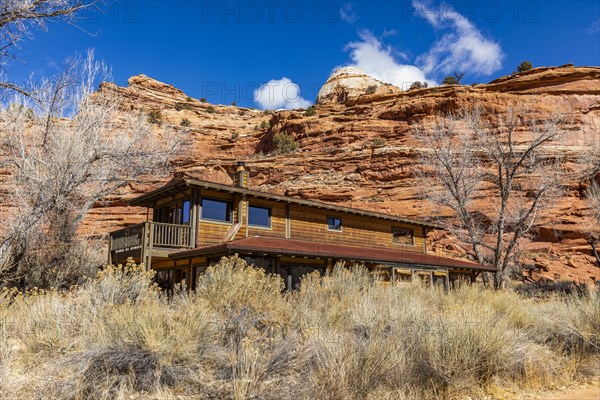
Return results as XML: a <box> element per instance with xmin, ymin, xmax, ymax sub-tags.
<box><xmin>442</xmin><ymin>76</ymin><xmax>457</xmax><ymax>85</ymax></box>
<box><xmin>409</xmin><ymin>81</ymin><xmax>428</xmax><ymax>90</ymax></box>
<box><xmin>206</xmin><ymin>106</ymin><xmax>215</xmax><ymax>113</ymax></box>
<box><xmin>271</xmin><ymin>132</ymin><xmax>299</xmax><ymax>155</ymax></box>
<box><xmin>365</xmin><ymin>85</ymin><xmax>377</xmax><ymax>94</ymax></box>
<box><xmin>147</xmin><ymin>111</ymin><xmax>162</xmax><ymax>125</ymax></box>
<box><xmin>517</xmin><ymin>60</ymin><xmax>533</xmax><ymax>73</ymax></box>
<box><xmin>174</xmin><ymin>102</ymin><xmax>192</xmax><ymax>111</ymax></box>
<box><xmin>200</xmin><ymin>97</ymin><xmax>207</xmax><ymax>103</ymax></box>
<box><xmin>185</xmin><ymin>96</ymin><xmax>193</xmax><ymax>102</ymax></box>
<box><xmin>372</xmin><ymin>137</ymin><xmax>386</xmax><ymax>148</ymax></box>
<box><xmin>259</xmin><ymin>120</ymin><xmax>270</xmax><ymax>130</ymax></box>
<box><xmin>305</xmin><ymin>106</ymin><xmax>316</xmax><ymax>116</ymax></box>
<box><xmin>230</xmin><ymin>131</ymin><xmax>239</xmax><ymax>141</ymax></box>
<box><xmin>180</xmin><ymin>118</ymin><xmax>191</xmax><ymax>127</ymax></box>
<box><xmin>231</xmin><ymin>101</ymin><xmax>237</xmax><ymax>106</ymax></box>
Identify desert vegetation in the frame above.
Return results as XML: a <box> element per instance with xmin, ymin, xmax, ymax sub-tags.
<box><xmin>0</xmin><ymin>256</ymin><xmax>597</xmax><ymax>400</ymax></box>
<box><xmin>0</xmin><ymin>52</ymin><xmax>179</xmax><ymax>289</ymax></box>
<box><xmin>270</xmin><ymin>132</ymin><xmax>299</xmax><ymax>155</ymax></box>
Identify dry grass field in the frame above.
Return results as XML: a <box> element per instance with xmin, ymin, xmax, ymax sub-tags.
<box><xmin>0</xmin><ymin>256</ymin><xmax>598</xmax><ymax>399</ymax></box>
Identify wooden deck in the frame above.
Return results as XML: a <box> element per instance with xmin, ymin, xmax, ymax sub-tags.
<box><xmin>108</xmin><ymin>222</ymin><xmax>192</xmax><ymax>268</ymax></box>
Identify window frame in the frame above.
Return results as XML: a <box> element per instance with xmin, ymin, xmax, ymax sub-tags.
<box><xmin>248</xmin><ymin>204</ymin><xmax>272</xmax><ymax>229</ymax></box>
<box><xmin>200</xmin><ymin>197</ymin><xmax>233</xmax><ymax>224</ymax></box>
<box><xmin>327</xmin><ymin>216</ymin><xmax>343</xmax><ymax>232</ymax></box>
<box><xmin>392</xmin><ymin>226</ymin><xmax>415</xmax><ymax>246</ymax></box>
<box><xmin>154</xmin><ymin>198</ymin><xmax>192</xmax><ymax>225</ymax></box>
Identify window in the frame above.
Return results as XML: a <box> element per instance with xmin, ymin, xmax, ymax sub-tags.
<box><xmin>181</xmin><ymin>200</ymin><xmax>191</xmax><ymax>224</ymax></box>
<box><xmin>201</xmin><ymin>198</ymin><xmax>232</xmax><ymax>222</ymax></box>
<box><xmin>392</xmin><ymin>227</ymin><xmax>414</xmax><ymax>245</ymax></box>
<box><xmin>327</xmin><ymin>217</ymin><xmax>342</xmax><ymax>231</ymax></box>
<box><xmin>155</xmin><ymin>199</ymin><xmax>191</xmax><ymax>225</ymax></box>
<box><xmin>248</xmin><ymin>205</ymin><xmax>271</xmax><ymax>228</ymax></box>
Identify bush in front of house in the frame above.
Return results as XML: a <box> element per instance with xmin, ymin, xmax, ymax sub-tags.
<box><xmin>0</xmin><ymin>256</ymin><xmax>597</xmax><ymax>399</ymax></box>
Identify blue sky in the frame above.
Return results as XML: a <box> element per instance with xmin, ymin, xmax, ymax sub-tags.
<box><xmin>7</xmin><ymin>0</ymin><xmax>600</xmax><ymax>108</ymax></box>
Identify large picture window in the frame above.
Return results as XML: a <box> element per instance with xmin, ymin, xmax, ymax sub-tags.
<box><xmin>248</xmin><ymin>205</ymin><xmax>271</xmax><ymax>228</ymax></box>
<box><xmin>392</xmin><ymin>227</ymin><xmax>414</xmax><ymax>245</ymax></box>
<box><xmin>201</xmin><ymin>198</ymin><xmax>232</xmax><ymax>222</ymax></box>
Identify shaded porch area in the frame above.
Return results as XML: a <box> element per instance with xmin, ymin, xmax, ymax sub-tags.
<box><xmin>161</xmin><ymin>237</ymin><xmax>495</xmax><ymax>290</ymax></box>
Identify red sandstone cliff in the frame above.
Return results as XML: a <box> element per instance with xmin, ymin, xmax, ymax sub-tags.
<box><xmin>87</xmin><ymin>66</ymin><xmax>600</xmax><ymax>284</ymax></box>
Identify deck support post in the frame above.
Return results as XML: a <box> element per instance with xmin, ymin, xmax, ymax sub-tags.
<box><xmin>107</xmin><ymin>234</ymin><xmax>113</xmax><ymax>265</ymax></box>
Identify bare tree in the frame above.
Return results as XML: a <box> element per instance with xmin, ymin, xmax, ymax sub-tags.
<box><xmin>416</xmin><ymin>107</ymin><xmax>564</xmax><ymax>288</ymax></box>
<box><xmin>589</xmin><ymin>182</ymin><xmax>600</xmax><ymax>265</ymax></box>
<box><xmin>0</xmin><ymin>50</ymin><xmax>178</xmax><ymax>288</ymax></box>
<box><xmin>0</xmin><ymin>0</ymin><xmax>96</xmax><ymax>94</ymax></box>
<box><xmin>581</xmin><ymin>136</ymin><xmax>600</xmax><ymax>265</ymax></box>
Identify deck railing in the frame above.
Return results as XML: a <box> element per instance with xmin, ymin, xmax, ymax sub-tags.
<box><xmin>151</xmin><ymin>222</ymin><xmax>192</xmax><ymax>248</ymax></box>
<box><xmin>109</xmin><ymin>222</ymin><xmax>192</xmax><ymax>254</ymax></box>
<box><xmin>110</xmin><ymin>223</ymin><xmax>145</xmax><ymax>253</ymax></box>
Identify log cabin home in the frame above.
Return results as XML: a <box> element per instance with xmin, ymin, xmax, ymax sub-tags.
<box><xmin>108</xmin><ymin>162</ymin><xmax>495</xmax><ymax>290</ymax></box>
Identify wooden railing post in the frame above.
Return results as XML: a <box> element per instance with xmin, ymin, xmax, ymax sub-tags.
<box><xmin>147</xmin><ymin>222</ymin><xmax>154</xmax><ymax>271</ymax></box>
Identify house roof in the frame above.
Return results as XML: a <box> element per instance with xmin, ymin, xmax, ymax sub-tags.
<box><xmin>129</xmin><ymin>178</ymin><xmax>443</xmax><ymax>229</ymax></box>
<box><xmin>169</xmin><ymin>236</ymin><xmax>495</xmax><ymax>271</ymax></box>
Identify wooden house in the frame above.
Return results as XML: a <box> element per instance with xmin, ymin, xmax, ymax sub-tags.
<box><xmin>108</xmin><ymin>162</ymin><xmax>494</xmax><ymax>289</ymax></box>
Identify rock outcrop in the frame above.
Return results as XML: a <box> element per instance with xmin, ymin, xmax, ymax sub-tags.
<box><xmin>316</xmin><ymin>67</ymin><xmax>401</xmax><ymax>104</ymax></box>
<box><xmin>14</xmin><ymin>65</ymin><xmax>600</xmax><ymax>283</ymax></box>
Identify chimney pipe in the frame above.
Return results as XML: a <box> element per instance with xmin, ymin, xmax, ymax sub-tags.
<box><xmin>233</xmin><ymin>161</ymin><xmax>249</xmax><ymax>188</ymax></box>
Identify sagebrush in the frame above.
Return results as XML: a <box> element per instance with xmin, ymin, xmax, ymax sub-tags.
<box><xmin>0</xmin><ymin>256</ymin><xmax>598</xmax><ymax>399</ymax></box>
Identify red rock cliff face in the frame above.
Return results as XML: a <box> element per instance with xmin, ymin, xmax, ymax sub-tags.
<box><xmin>86</xmin><ymin>66</ymin><xmax>600</xmax><ymax>283</ymax></box>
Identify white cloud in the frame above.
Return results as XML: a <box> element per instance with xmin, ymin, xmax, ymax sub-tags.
<box><xmin>339</xmin><ymin>3</ymin><xmax>358</xmax><ymax>24</ymax></box>
<box><xmin>253</xmin><ymin>77</ymin><xmax>312</xmax><ymax>110</ymax></box>
<box><xmin>413</xmin><ymin>1</ymin><xmax>504</xmax><ymax>76</ymax></box>
<box><xmin>345</xmin><ymin>30</ymin><xmax>436</xmax><ymax>89</ymax></box>
<box><xmin>587</xmin><ymin>19</ymin><xmax>600</xmax><ymax>34</ymax></box>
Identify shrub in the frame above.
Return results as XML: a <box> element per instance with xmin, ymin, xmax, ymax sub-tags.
<box><xmin>206</xmin><ymin>106</ymin><xmax>215</xmax><ymax>113</ymax></box>
<box><xmin>305</xmin><ymin>106</ymin><xmax>317</xmax><ymax>116</ymax></box>
<box><xmin>365</xmin><ymin>85</ymin><xmax>377</xmax><ymax>94</ymax></box>
<box><xmin>174</xmin><ymin>102</ymin><xmax>192</xmax><ymax>111</ymax></box>
<box><xmin>372</xmin><ymin>137</ymin><xmax>386</xmax><ymax>148</ymax></box>
<box><xmin>409</xmin><ymin>81</ymin><xmax>428</xmax><ymax>90</ymax></box>
<box><xmin>271</xmin><ymin>132</ymin><xmax>299</xmax><ymax>155</ymax></box>
<box><xmin>230</xmin><ymin>131</ymin><xmax>239</xmax><ymax>141</ymax></box>
<box><xmin>147</xmin><ymin>111</ymin><xmax>162</xmax><ymax>125</ymax></box>
<box><xmin>186</xmin><ymin>96</ymin><xmax>193</xmax><ymax>102</ymax></box>
<box><xmin>231</xmin><ymin>101</ymin><xmax>237</xmax><ymax>106</ymax></box>
<box><xmin>442</xmin><ymin>76</ymin><xmax>457</xmax><ymax>85</ymax></box>
<box><xmin>517</xmin><ymin>60</ymin><xmax>533</xmax><ymax>73</ymax></box>
<box><xmin>200</xmin><ymin>97</ymin><xmax>207</xmax><ymax>103</ymax></box>
<box><xmin>180</xmin><ymin>118</ymin><xmax>191</xmax><ymax>127</ymax></box>
<box><xmin>0</xmin><ymin>257</ymin><xmax>598</xmax><ymax>399</ymax></box>
<box><xmin>259</xmin><ymin>120</ymin><xmax>270</xmax><ymax>130</ymax></box>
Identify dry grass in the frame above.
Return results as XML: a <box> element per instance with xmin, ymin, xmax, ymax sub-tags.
<box><xmin>0</xmin><ymin>256</ymin><xmax>598</xmax><ymax>399</ymax></box>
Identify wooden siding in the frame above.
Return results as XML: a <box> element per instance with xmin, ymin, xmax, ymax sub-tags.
<box><xmin>197</xmin><ymin>220</ymin><xmax>232</xmax><ymax>245</ymax></box>
<box><xmin>245</xmin><ymin>198</ymin><xmax>287</xmax><ymax>239</ymax></box>
<box><xmin>146</xmin><ymin>187</ymin><xmax>427</xmax><ymax>254</ymax></box>
<box><xmin>288</xmin><ymin>204</ymin><xmax>425</xmax><ymax>252</ymax></box>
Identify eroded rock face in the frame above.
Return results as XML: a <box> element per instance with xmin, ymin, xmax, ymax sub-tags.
<box><xmin>7</xmin><ymin>65</ymin><xmax>600</xmax><ymax>283</ymax></box>
<box><xmin>316</xmin><ymin>66</ymin><xmax>401</xmax><ymax>105</ymax></box>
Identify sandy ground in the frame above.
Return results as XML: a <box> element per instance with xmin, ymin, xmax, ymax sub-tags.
<box><xmin>537</xmin><ymin>387</ymin><xmax>600</xmax><ymax>400</ymax></box>
<box><xmin>547</xmin><ymin>387</ymin><xmax>600</xmax><ymax>400</ymax></box>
